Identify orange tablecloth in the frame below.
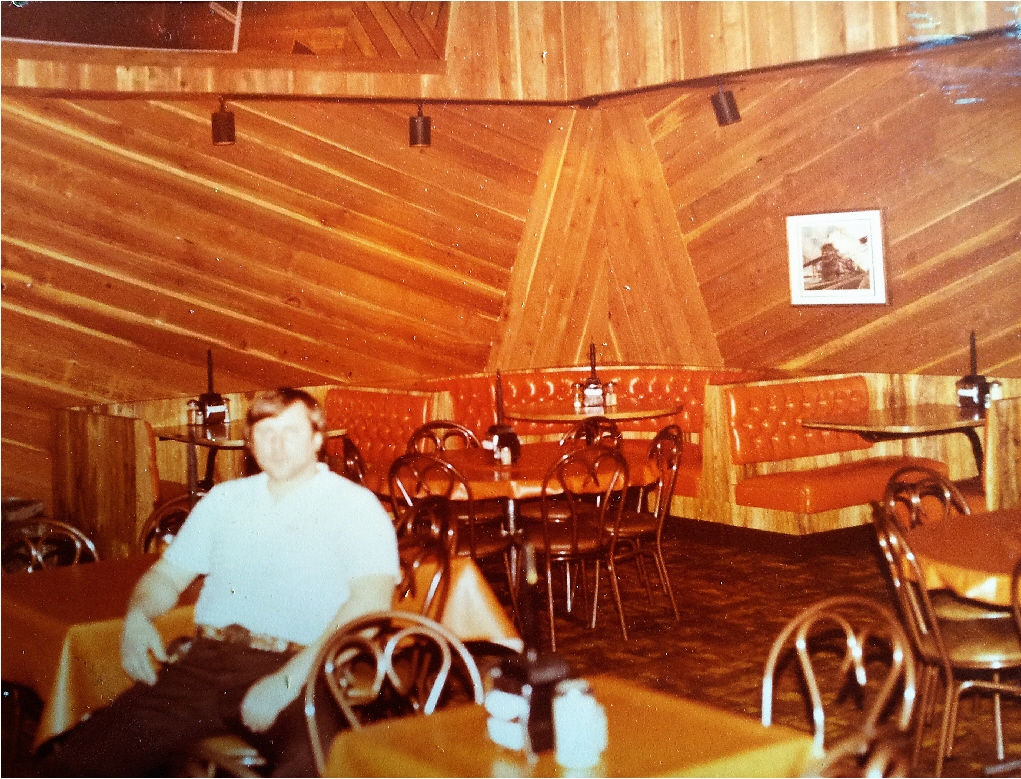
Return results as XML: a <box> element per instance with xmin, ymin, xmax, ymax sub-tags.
<box><xmin>908</xmin><ymin>508</ymin><xmax>1021</xmax><ymax>606</ymax></box>
<box><xmin>2</xmin><ymin>554</ymin><xmax>519</xmax><ymax>745</ymax></box>
<box><xmin>324</xmin><ymin>675</ymin><xmax>815</xmax><ymax>777</ymax></box>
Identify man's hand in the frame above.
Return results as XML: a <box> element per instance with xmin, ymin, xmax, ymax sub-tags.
<box><xmin>120</xmin><ymin>609</ymin><xmax>167</xmax><ymax>685</ymax></box>
<box><xmin>241</xmin><ymin>670</ymin><xmax>297</xmax><ymax>733</ymax></box>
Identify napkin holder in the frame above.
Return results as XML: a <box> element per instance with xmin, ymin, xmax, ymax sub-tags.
<box><xmin>955</xmin><ymin>374</ymin><xmax>989</xmax><ymax>414</ymax></box>
<box><xmin>487</xmin><ymin>653</ymin><xmax>572</xmax><ymax>754</ymax></box>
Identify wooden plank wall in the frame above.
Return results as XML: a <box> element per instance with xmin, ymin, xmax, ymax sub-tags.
<box><xmin>4</xmin><ymin>2</ymin><xmax>1016</xmax><ymax>99</ymax></box>
<box><xmin>642</xmin><ymin>34</ymin><xmax>1021</xmax><ymax>378</ymax></box>
<box><xmin>2</xmin><ymin>4</ymin><xmax>1019</xmax><ymax>515</ymax></box>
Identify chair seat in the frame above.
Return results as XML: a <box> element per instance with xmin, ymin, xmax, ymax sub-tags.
<box><xmin>524</xmin><ymin>525</ymin><xmax>603</xmax><ymax>557</ymax></box>
<box><xmin>612</xmin><ymin>509</ymin><xmax>659</xmax><ymax>537</ymax></box>
<box><xmin>930</xmin><ymin>590</ymin><xmax>1012</xmax><ymax>622</ymax></box>
<box><xmin>919</xmin><ymin>617</ymin><xmax>1021</xmax><ymax>668</ymax></box>
<box><xmin>454</xmin><ymin>524</ymin><xmax>515</xmax><ymax>558</ymax></box>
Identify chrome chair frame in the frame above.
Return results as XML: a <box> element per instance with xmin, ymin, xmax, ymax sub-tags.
<box><xmin>762</xmin><ymin>595</ymin><xmax>916</xmax><ymax>761</ymax></box>
<box><xmin>2</xmin><ymin>519</ymin><xmax>98</xmax><ymax>573</ymax></box>
<box><xmin>528</xmin><ymin>445</ymin><xmax>629</xmax><ymax>651</ymax></box>
<box><xmin>407</xmin><ymin>421</ymin><xmax>481</xmax><ymax>454</ymax></box>
<box><xmin>609</xmin><ymin>425</ymin><xmax>683</xmax><ymax>620</ymax></box>
<box><xmin>303</xmin><ymin>610</ymin><xmax>484</xmax><ymax>775</ymax></box>
<box><xmin>874</xmin><ymin>476</ymin><xmax>1021</xmax><ymax>776</ymax></box>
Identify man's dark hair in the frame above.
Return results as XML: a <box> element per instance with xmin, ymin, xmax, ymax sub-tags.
<box><xmin>245</xmin><ymin>388</ymin><xmax>326</xmax><ymax>445</ymax></box>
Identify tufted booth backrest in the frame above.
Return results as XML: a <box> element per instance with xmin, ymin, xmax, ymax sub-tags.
<box><xmin>324</xmin><ymin>386</ymin><xmax>440</xmax><ymax>469</ymax></box>
<box><xmin>725</xmin><ymin>376</ymin><xmax>872</xmax><ymax>465</ymax></box>
<box><xmin>421</xmin><ymin>366</ymin><xmax>764</xmax><ymax>441</ymax></box>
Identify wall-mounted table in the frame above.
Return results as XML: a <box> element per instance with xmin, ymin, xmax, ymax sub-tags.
<box><xmin>801</xmin><ymin>404</ymin><xmax>985</xmax><ymax>472</ymax></box>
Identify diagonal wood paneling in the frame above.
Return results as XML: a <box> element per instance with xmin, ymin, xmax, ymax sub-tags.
<box><xmin>2</xmin><ymin>6</ymin><xmax>1019</xmax><ymax>516</ymax></box>
<box><xmin>644</xmin><ymin>34</ymin><xmax>1021</xmax><ymax>379</ymax></box>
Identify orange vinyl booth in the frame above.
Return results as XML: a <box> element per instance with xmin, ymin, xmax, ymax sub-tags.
<box><xmin>419</xmin><ymin>365</ymin><xmax>766</xmax><ymax>499</ymax></box>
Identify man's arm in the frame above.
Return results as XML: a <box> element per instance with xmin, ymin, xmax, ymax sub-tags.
<box><xmin>240</xmin><ymin>573</ymin><xmax>395</xmax><ymax>732</ymax></box>
<box><xmin>120</xmin><ymin>558</ymin><xmax>197</xmax><ymax>686</ymax></box>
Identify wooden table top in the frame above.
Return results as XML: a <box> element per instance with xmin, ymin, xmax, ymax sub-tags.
<box><xmin>504</xmin><ymin>402</ymin><xmax>683</xmax><ymax>423</ymax></box>
<box><xmin>801</xmin><ymin>404</ymin><xmax>985</xmax><ymax>435</ymax></box>
<box><xmin>154</xmin><ymin>423</ymin><xmax>347</xmax><ymax>448</ymax></box>
<box><xmin>907</xmin><ymin>508</ymin><xmax>1021</xmax><ymax>606</ymax></box>
<box><xmin>324</xmin><ymin>675</ymin><xmax>815</xmax><ymax>777</ymax></box>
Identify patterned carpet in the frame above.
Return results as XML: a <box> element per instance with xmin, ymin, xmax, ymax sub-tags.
<box><xmin>480</xmin><ymin>517</ymin><xmax>1021</xmax><ymax>778</ymax></box>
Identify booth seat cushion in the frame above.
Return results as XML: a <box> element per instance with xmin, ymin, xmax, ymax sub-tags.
<box><xmin>727</xmin><ymin>375</ymin><xmax>873</xmax><ymax>465</ymax></box>
<box><xmin>735</xmin><ymin>456</ymin><xmax>949</xmax><ymax>514</ymax></box>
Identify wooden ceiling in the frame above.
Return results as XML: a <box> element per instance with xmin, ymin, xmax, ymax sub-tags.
<box><xmin>2</xmin><ymin>2</ymin><xmax>1020</xmax><ymax>507</ymax></box>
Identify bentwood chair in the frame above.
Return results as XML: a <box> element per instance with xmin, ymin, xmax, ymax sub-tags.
<box><xmin>407</xmin><ymin>421</ymin><xmax>481</xmax><ymax>454</ymax></box>
<box><xmin>762</xmin><ymin>596</ymin><xmax>917</xmax><ymax>767</ymax></box>
<box><xmin>559</xmin><ymin>416</ymin><xmax>622</xmax><ymax>448</ymax></box>
<box><xmin>1</xmin><ymin>519</ymin><xmax>98</xmax><ymax>573</ymax></box>
<box><xmin>607</xmin><ymin>425</ymin><xmax>683</xmax><ymax>621</ymax></box>
<box><xmin>327</xmin><ymin>434</ymin><xmax>367</xmax><ymax>485</ymax></box>
<box><xmin>394</xmin><ymin>495</ymin><xmax>457</xmax><ymax>622</ymax></box>
<box><xmin>389</xmin><ymin>453</ymin><xmax>517</xmax><ymax>604</ymax></box>
<box><xmin>524</xmin><ymin>445</ymin><xmax>629</xmax><ymax>651</ymax></box>
<box><xmin>873</xmin><ymin>505</ymin><xmax>1021</xmax><ymax>776</ymax></box>
<box><xmin>303</xmin><ymin>611</ymin><xmax>484</xmax><ymax>775</ymax></box>
<box><xmin>882</xmin><ymin>466</ymin><xmax>1012</xmax><ymax>623</ymax></box>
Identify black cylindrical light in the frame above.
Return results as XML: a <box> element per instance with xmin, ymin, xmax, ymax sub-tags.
<box><xmin>409</xmin><ymin>104</ymin><xmax>431</xmax><ymax>147</ymax></box>
<box><xmin>212</xmin><ymin>98</ymin><xmax>235</xmax><ymax>145</ymax></box>
<box><xmin>710</xmin><ymin>85</ymin><xmax>741</xmax><ymax>126</ymax></box>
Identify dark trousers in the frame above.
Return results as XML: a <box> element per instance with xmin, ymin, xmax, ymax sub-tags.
<box><xmin>34</xmin><ymin>637</ymin><xmax>317</xmax><ymax>777</ymax></box>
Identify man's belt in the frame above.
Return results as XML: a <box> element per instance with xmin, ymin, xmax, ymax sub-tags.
<box><xmin>198</xmin><ymin>623</ymin><xmax>303</xmax><ymax>654</ymax></box>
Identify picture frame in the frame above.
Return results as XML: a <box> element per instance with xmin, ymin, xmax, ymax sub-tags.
<box><xmin>786</xmin><ymin>210</ymin><xmax>886</xmax><ymax>305</ymax></box>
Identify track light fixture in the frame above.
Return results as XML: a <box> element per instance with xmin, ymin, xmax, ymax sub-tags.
<box><xmin>409</xmin><ymin>104</ymin><xmax>431</xmax><ymax>147</ymax></box>
<box><xmin>710</xmin><ymin>83</ymin><xmax>741</xmax><ymax>126</ymax></box>
<box><xmin>211</xmin><ymin>97</ymin><xmax>235</xmax><ymax>145</ymax></box>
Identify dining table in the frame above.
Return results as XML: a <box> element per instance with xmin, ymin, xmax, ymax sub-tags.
<box><xmin>2</xmin><ymin>553</ymin><xmax>519</xmax><ymax>746</ymax></box>
<box><xmin>504</xmin><ymin>401</ymin><xmax>684</xmax><ymax>424</ymax></box>
<box><xmin>323</xmin><ymin>674</ymin><xmax>816</xmax><ymax>777</ymax></box>
<box><xmin>801</xmin><ymin>403</ymin><xmax>986</xmax><ymax>472</ymax></box>
<box><xmin>906</xmin><ymin>507</ymin><xmax>1021</xmax><ymax>607</ymax></box>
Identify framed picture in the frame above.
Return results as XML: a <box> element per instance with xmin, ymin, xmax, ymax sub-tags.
<box><xmin>786</xmin><ymin>210</ymin><xmax>886</xmax><ymax>305</ymax></box>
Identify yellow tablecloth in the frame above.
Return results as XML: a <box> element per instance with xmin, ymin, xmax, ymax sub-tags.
<box><xmin>2</xmin><ymin>554</ymin><xmax>519</xmax><ymax>745</ymax></box>
<box><xmin>325</xmin><ymin>675</ymin><xmax>815</xmax><ymax>777</ymax></box>
<box><xmin>908</xmin><ymin>508</ymin><xmax>1021</xmax><ymax>606</ymax></box>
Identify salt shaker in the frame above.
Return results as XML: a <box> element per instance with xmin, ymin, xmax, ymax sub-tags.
<box><xmin>553</xmin><ymin>679</ymin><xmax>607</xmax><ymax>771</ymax></box>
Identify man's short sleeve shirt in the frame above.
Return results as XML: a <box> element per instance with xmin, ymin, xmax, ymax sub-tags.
<box><xmin>163</xmin><ymin>464</ymin><xmax>399</xmax><ymax>645</ymax></box>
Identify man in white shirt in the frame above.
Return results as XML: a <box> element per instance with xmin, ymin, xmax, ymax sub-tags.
<box><xmin>38</xmin><ymin>388</ymin><xmax>400</xmax><ymax>777</ymax></box>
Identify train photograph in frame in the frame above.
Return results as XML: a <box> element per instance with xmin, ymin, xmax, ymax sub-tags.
<box><xmin>787</xmin><ymin>210</ymin><xmax>887</xmax><ymax>305</ymax></box>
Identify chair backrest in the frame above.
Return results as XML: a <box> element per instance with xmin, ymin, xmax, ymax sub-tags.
<box><xmin>872</xmin><ymin>511</ymin><xmax>951</xmax><ymax>675</ymax></box>
<box><xmin>303</xmin><ymin>610</ymin><xmax>484</xmax><ymax>774</ymax></box>
<box><xmin>559</xmin><ymin>416</ymin><xmax>622</xmax><ymax>449</ymax></box>
<box><xmin>641</xmin><ymin>424</ymin><xmax>684</xmax><ymax>520</ymax></box>
<box><xmin>137</xmin><ymin>494</ymin><xmax>194</xmax><ymax>555</ymax></box>
<box><xmin>801</xmin><ymin>724</ymin><xmax>913</xmax><ymax>778</ymax></box>
<box><xmin>540</xmin><ymin>445</ymin><xmax>629</xmax><ymax>550</ymax></box>
<box><xmin>882</xmin><ymin>465</ymin><xmax>971</xmax><ymax>529</ymax></box>
<box><xmin>407</xmin><ymin>421</ymin><xmax>481</xmax><ymax>454</ymax></box>
<box><xmin>394</xmin><ymin>496</ymin><xmax>456</xmax><ymax>622</ymax></box>
<box><xmin>387</xmin><ymin>452</ymin><xmax>474</xmax><ymax>529</ymax></box>
<box><xmin>2</xmin><ymin>519</ymin><xmax>99</xmax><ymax>573</ymax></box>
<box><xmin>325</xmin><ymin>434</ymin><xmax>367</xmax><ymax>485</ymax></box>
<box><xmin>762</xmin><ymin>595</ymin><xmax>917</xmax><ymax>760</ymax></box>
<box><xmin>1011</xmin><ymin>556</ymin><xmax>1021</xmax><ymax>640</ymax></box>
